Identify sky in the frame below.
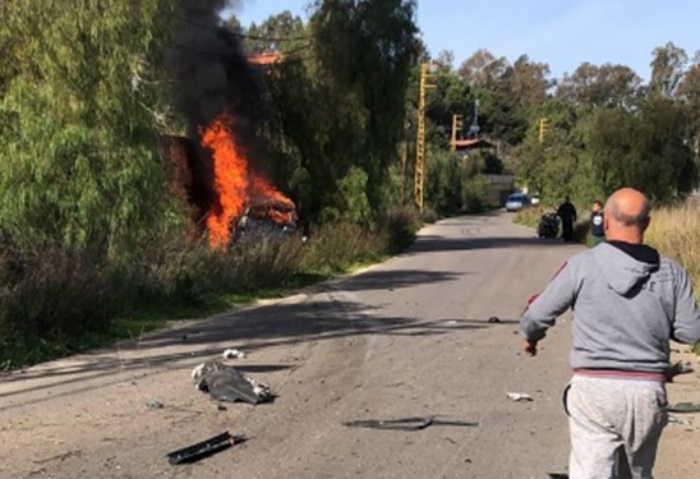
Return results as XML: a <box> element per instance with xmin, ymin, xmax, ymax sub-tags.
<box><xmin>227</xmin><ymin>0</ymin><xmax>698</xmax><ymax>81</ymax></box>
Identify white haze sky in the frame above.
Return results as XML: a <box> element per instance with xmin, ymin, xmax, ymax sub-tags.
<box><xmin>226</xmin><ymin>0</ymin><xmax>699</xmax><ymax>81</ymax></box>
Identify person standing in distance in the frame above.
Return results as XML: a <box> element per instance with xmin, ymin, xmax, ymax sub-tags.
<box><xmin>589</xmin><ymin>200</ymin><xmax>605</xmax><ymax>247</ymax></box>
<box><xmin>520</xmin><ymin>187</ymin><xmax>700</xmax><ymax>478</ymax></box>
<box><xmin>557</xmin><ymin>196</ymin><xmax>577</xmax><ymax>242</ymax></box>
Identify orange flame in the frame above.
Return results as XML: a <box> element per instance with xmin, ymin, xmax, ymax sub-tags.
<box><xmin>201</xmin><ymin>112</ymin><xmax>296</xmax><ymax>248</ymax></box>
<box><xmin>201</xmin><ymin>113</ymin><xmax>248</xmax><ymax>248</ymax></box>
<box><xmin>250</xmin><ymin>174</ymin><xmax>295</xmax><ymax>211</ymax></box>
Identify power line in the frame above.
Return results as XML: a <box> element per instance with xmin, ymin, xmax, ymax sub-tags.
<box><xmin>177</xmin><ymin>16</ymin><xmax>312</xmax><ymax>43</ymax></box>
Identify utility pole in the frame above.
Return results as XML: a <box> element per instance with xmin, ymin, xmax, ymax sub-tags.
<box><xmin>538</xmin><ymin>117</ymin><xmax>549</xmax><ymax>144</ymax></box>
<box><xmin>415</xmin><ymin>63</ymin><xmax>436</xmax><ymax>212</ymax></box>
<box><xmin>450</xmin><ymin>114</ymin><xmax>463</xmax><ymax>151</ymax></box>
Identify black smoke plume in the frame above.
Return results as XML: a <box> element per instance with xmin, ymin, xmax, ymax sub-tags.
<box><xmin>164</xmin><ymin>0</ymin><xmax>271</xmax><ymax>225</ymax></box>
<box><xmin>166</xmin><ymin>0</ymin><xmax>267</xmax><ymax>137</ymax></box>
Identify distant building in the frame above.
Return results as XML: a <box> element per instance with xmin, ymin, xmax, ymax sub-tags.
<box><xmin>247</xmin><ymin>52</ymin><xmax>284</xmax><ymax>66</ymax></box>
<box><xmin>453</xmin><ymin>138</ymin><xmax>495</xmax><ymax>157</ymax></box>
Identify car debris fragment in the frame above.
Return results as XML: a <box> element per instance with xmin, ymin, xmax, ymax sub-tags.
<box><xmin>487</xmin><ymin>316</ymin><xmax>501</xmax><ymax>324</ymax></box>
<box><xmin>192</xmin><ymin>361</ymin><xmax>273</xmax><ymax>405</ymax></box>
<box><xmin>147</xmin><ymin>400</ymin><xmax>164</xmax><ymax>410</ymax></box>
<box><xmin>668</xmin><ymin>415</ymin><xmax>692</xmax><ymax>426</ymax></box>
<box><xmin>506</xmin><ymin>392</ymin><xmax>533</xmax><ymax>402</ymax></box>
<box><xmin>166</xmin><ymin>431</ymin><xmax>244</xmax><ymax>465</ymax></box>
<box><xmin>666</xmin><ymin>360</ymin><xmax>695</xmax><ymax>382</ymax></box>
<box><xmin>668</xmin><ymin>402</ymin><xmax>700</xmax><ymax>414</ymax></box>
<box><xmin>222</xmin><ymin>348</ymin><xmax>246</xmax><ymax>359</ymax></box>
<box><xmin>342</xmin><ymin>416</ymin><xmax>479</xmax><ymax>431</ymax></box>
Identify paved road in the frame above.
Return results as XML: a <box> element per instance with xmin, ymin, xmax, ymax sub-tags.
<box><xmin>0</xmin><ymin>214</ymin><xmax>695</xmax><ymax>478</ymax></box>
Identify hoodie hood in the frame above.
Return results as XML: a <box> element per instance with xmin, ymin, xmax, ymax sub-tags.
<box><xmin>594</xmin><ymin>242</ymin><xmax>660</xmax><ymax>296</ymax></box>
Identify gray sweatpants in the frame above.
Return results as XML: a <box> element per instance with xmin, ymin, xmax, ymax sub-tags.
<box><xmin>566</xmin><ymin>375</ymin><xmax>668</xmax><ymax>479</ymax></box>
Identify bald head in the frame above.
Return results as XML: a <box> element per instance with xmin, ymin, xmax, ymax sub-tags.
<box><xmin>604</xmin><ymin>188</ymin><xmax>651</xmax><ymax>243</ymax></box>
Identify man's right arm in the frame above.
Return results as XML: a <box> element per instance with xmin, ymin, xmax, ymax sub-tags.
<box><xmin>672</xmin><ymin>263</ymin><xmax>700</xmax><ymax>344</ymax></box>
<box><xmin>521</xmin><ymin>261</ymin><xmax>577</xmax><ymax>342</ymax></box>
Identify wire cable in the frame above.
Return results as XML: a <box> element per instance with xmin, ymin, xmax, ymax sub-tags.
<box><xmin>177</xmin><ymin>15</ymin><xmax>312</xmax><ymax>43</ymax></box>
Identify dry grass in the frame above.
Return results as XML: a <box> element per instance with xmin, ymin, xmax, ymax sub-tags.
<box><xmin>0</xmin><ymin>207</ymin><xmax>423</xmax><ymax>369</ymax></box>
<box><xmin>646</xmin><ymin>204</ymin><xmax>700</xmax><ymax>290</ymax></box>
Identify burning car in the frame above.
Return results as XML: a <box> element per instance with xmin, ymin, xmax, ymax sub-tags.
<box><xmin>160</xmin><ymin>114</ymin><xmax>298</xmax><ymax>249</ymax></box>
<box><xmin>236</xmin><ymin>199</ymin><xmax>298</xmax><ymax>240</ymax></box>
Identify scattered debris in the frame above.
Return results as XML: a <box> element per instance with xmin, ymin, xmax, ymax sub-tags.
<box><xmin>33</xmin><ymin>450</ymin><xmax>82</xmax><ymax>465</ymax></box>
<box><xmin>222</xmin><ymin>348</ymin><xmax>246</xmax><ymax>360</ymax></box>
<box><xmin>668</xmin><ymin>415</ymin><xmax>692</xmax><ymax>426</ymax></box>
<box><xmin>147</xmin><ymin>400</ymin><xmax>164</xmax><ymax>410</ymax></box>
<box><xmin>506</xmin><ymin>392</ymin><xmax>533</xmax><ymax>402</ymax></box>
<box><xmin>342</xmin><ymin>416</ymin><xmax>479</xmax><ymax>431</ymax></box>
<box><xmin>547</xmin><ymin>474</ymin><xmax>569</xmax><ymax>479</ymax></box>
<box><xmin>487</xmin><ymin>316</ymin><xmax>501</xmax><ymax>324</ymax></box>
<box><xmin>192</xmin><ymin>361</ymin><xmax>273</xmax><ymax>405</ymax></box>
<box><xmin>167</xmin><ymin>432</ymin><xmax>244</xmax><ymax>465</ymax></box>
<box><xmin>666</xmin><ymin>360</ymin><xmax>695</xmax><ymax>382</ymax></box>
<box><xmin>445</xmin><ymin>320</ymin><xmax>459</xmax><ymax>326</ymax></box>
<box><xmin>668</xmin><ymin>402</ymin><xmax>700</xmax><ymax>414</ymax></box>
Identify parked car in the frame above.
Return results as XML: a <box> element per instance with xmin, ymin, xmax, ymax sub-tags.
<box><xmin>504</xmin><ymin>193</ymin><xmax>531</xmax><ymax>212</ymax></box>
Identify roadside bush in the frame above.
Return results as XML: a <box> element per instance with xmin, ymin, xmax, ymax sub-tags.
<box><xmin>0</xmin><ymin>249</ymin><xmax>109</xmax><ymax>340</ymax></box>
<box><xmin>421</xmin><ymin>206</ymin><xmax>439</xmax><ymax>224</ymax></box>
<box><xmin>301</xmin><ymin>222</ymin><xmax>387</xmax><ymax>274</ymax></box>
<box><xmin>379</xmin><ymin>205</ymin><xmax>421</xmax><ymax>254</ymax></box>
<box><xmin>0</xmin><ymin>248</ymin><xmax>111</xmax><ymax>367</ymax></box>
<box><xmin>513</xmin><ymin>206</ymin><xmax>544</xmax><ymax>228</ymax></box>
<box><xmin>573</xmin><ymin>219</ymin><xmax>590</xmax><ymax>244</ymax></box>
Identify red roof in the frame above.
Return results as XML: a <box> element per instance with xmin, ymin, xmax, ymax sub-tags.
<box><xmin>453</xmin><ymin>138</ymin><xmax>495</xmax><ymax>150</ymax></box>
<box><xmin>248</xmin><ymin>52</ymin><xmax>284</xmax><ymax>65</ymax></box>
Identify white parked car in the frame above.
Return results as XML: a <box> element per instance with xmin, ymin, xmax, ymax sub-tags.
<box><xmin>504</xmin><ymin>193</ymin><xmax>531</xmax><ymax>212</ymax></box>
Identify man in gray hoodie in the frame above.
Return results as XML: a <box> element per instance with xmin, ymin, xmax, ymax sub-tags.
<box><xmin>520</xmin><ymin>188</ymin><xmax>700</xmax><ymax>478</ymax></box>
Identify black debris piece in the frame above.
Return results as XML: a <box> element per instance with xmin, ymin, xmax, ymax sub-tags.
<box><xmin>343</xmin><ymin>416</ymin><xmax>479</xmax><ymax>431</ymax></box>
<box><xmin>167</xmin><ymin>432</ymin><xmax>244</xmax><ymax>465</ymax></box>
<box><xmin>668</xmin><ymin>402</ymin><xmax>700</xmax><ymax>414</ymax></box>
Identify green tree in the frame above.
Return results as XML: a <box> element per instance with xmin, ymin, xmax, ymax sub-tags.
<box><xmin>243</xmin><ymin>11</ymin><xmax>307</xmax><ymax>54</ymax></box>
<box><xmin>458</xmin><ymin>48</ymin><xmax>508</xmax><ymax>90</ymax></box>
<box><xmin>649</xmin><ymin>42</ymin><xmax>688</xmax><ymax>98</ymax></box>
<box><xmin>310</xmin><ymin>0</ymin><xmax>419</xmax><ymax>212</ymax></box>
<box><xmin>677</xmin><ymin>51</ymin><xmax>700</xmax><ymax>152</ymax></box>
<box><xmin>556</xmin><ymin>62</ymin><xmax>643</xmax><ymax>107</ymax></box>
<box><xmin>0</xmin><ymin>0</ymin><xmax>182</xmax><ymax>258</ymax></box>
<box><xmin>515</xmin><ymin>98</ymin><xmax>592</xmax><ymax>205</ymax></box>
<box><xmin>585</xmin><ymin>98</ymin><xmax>697</xmax><ymax>203</ymax></box>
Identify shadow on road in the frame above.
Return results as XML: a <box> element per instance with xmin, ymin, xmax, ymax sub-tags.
<box><xmin>408</xmin><ymin>235</ymin><xmax>566</xmax><ymax>254</ymax></box>
<box><xmin>0</xmin><ymin>266</ymin><xmax>492</xmax><ymax>406</ymax></box>
<box><xmin>1</xmin><ymin>220</ymin><xmax>544</xmax><ymax>407</ymax></box>
<box><xmin>0</xmin><ymin>296</ymin><xmax>504</xmax><ymax>407</ymax></box>
<box><xmin>337</xmin><ymin>268</ymin><xmax>463</xmax><ymax>291</ymax></box>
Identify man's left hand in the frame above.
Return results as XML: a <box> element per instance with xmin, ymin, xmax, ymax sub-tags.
<box><xmin>523</xmin><ymin>339</ymin><xmax>538</xmax><ymax>357</ymax></box>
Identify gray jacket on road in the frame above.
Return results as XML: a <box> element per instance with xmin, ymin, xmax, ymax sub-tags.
<box><xmin>521</xmin><ymin>242</ymin><xmax>700</xmax><ymax>374</ymax></box>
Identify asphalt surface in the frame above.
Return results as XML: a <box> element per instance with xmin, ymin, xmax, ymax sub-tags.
<box><xmin>1</xmin><ymin>213</ymin><xmax>696</xmax><ymax>478</ymax></box>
